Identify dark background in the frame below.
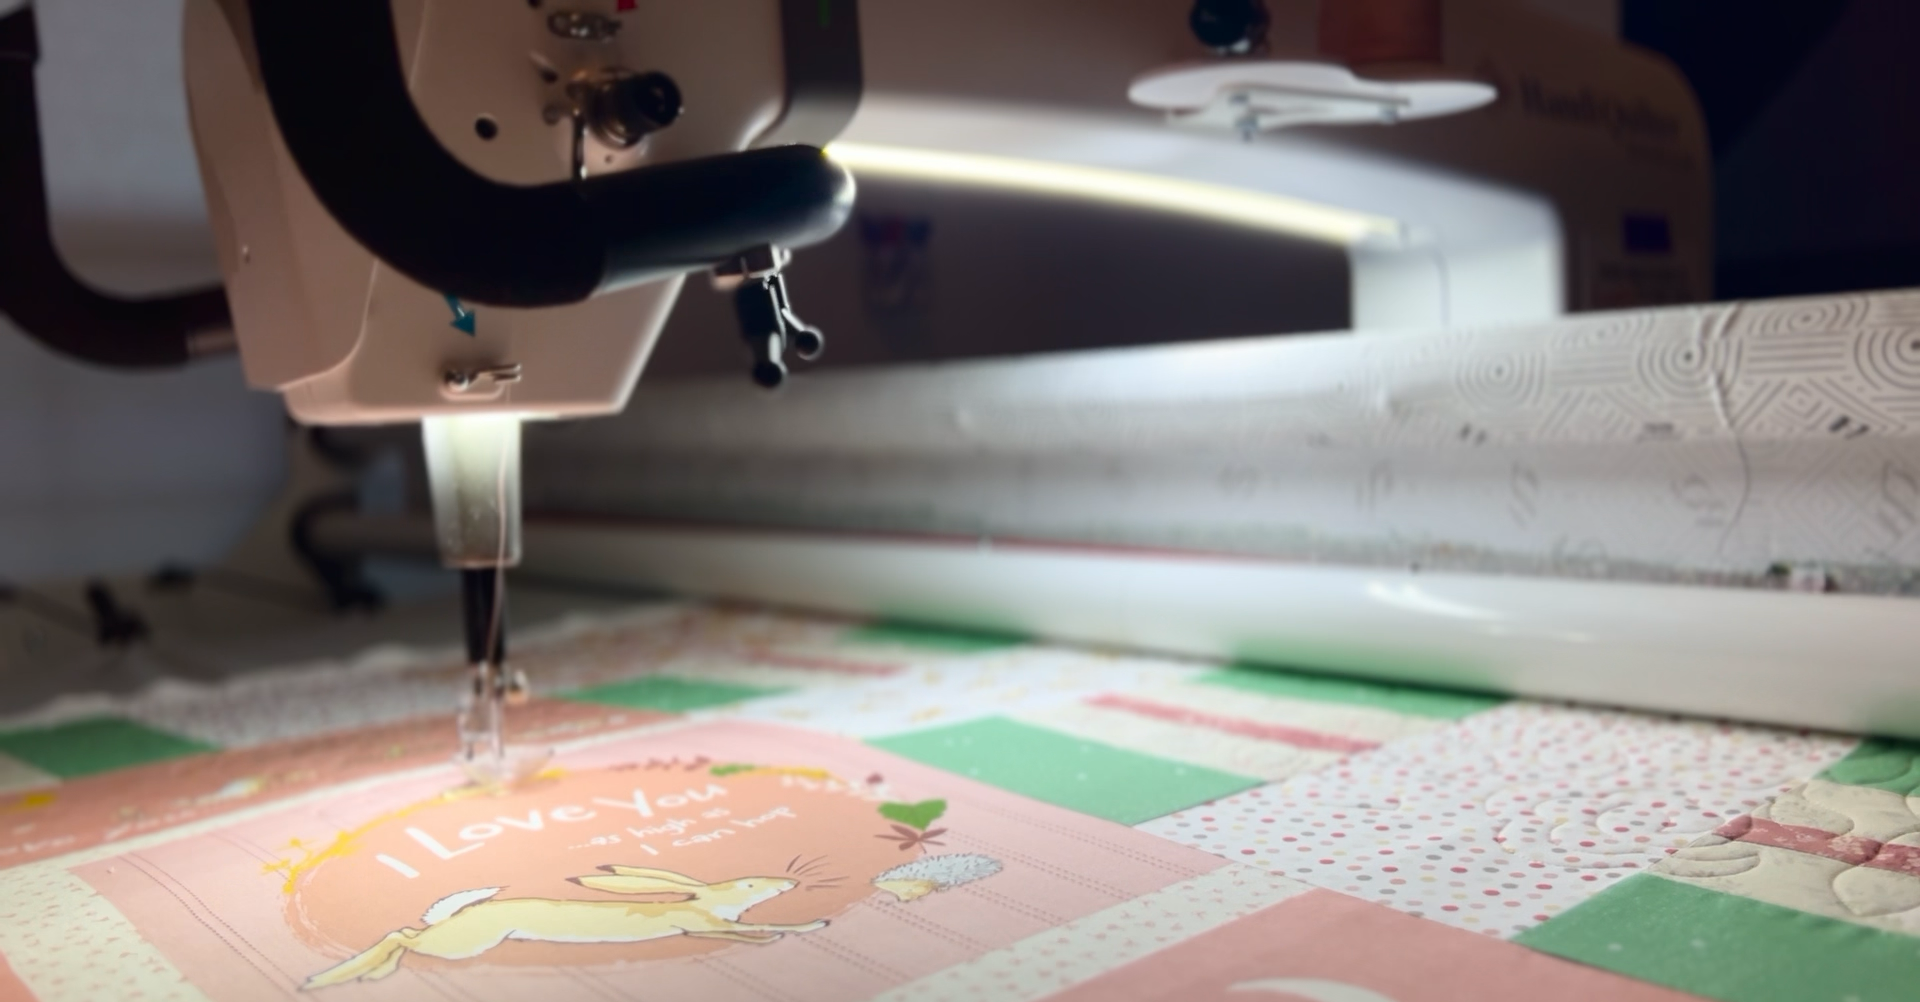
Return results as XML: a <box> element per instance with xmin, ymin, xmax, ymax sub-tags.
<box><xmin>1623</xmin><ymin>0</ymin><xmax>1920</xmax><ymax>300</ymax></box>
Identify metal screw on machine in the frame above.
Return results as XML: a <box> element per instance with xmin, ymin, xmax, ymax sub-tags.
<box><xmin>715</xmin><ymin>246</ymin><xmax>825</xmax><ymax>389</ymax></box>
<box><xmin>546</xmin><ymin>11</ymin><xmax>623</xmax><ymax>42</ymax></box>
<box><xmin>580</xmin><ymin>70</ymin><xmax>683</xmax><ymax>148</ymax></box>
<box><xmin>559</xmin><ymin>68</ymin><xmax>684</xmax><ymax>178</ymax></box>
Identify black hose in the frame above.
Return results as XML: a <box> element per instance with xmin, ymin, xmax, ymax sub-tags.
<box><xmin>0</xmin><ymin>5</ymin><xmax>233</xmax><ymax>369</ymax></box>
<box><xmin>247</xmin><ymin>0</ymin><xmax>856</xmax><ymax>308</ymax></box>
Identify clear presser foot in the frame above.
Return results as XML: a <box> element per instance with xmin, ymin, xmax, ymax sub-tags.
<box><xmin>456</xmin><ymin>660</ymin><xmax>549</xmax><ymax>789</ymax></box>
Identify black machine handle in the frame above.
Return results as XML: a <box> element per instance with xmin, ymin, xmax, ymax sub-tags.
<box><xmin>248</xmin><ymin>0</ymin><xmax>857</xmax><ymax>308</ymax></box>
<box><xmin>0</xmin><ymin>5</ymin><xmax>232</xmax><ymax>369</ymax></box>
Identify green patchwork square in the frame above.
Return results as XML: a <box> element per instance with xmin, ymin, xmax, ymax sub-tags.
<box><xmin>0</xmin><ymin>717</ymin><xmax>212</xmax><ymax>779</ymax></box>
<box><xmin>562</xmin><ymin>676</ymin><xmax>786</xmax><ymax>713</ymax></box>
<box><xmin>870</xmin><ymin>716</ymin><xmax>1259</xmax><ymax>825</ymax></box>
<box><xmin>841</xmin><ymin>620</ymin><xmax>1030</xmax><ymax>653</ymax></box>
<box><xmin>1516</xmin><ymin>874</ymin><xmax>1920</xmax><ymax>1002</ymax></box>
<box><xmin>1820</xmin><ymin>737</ymin><xmax>1920</xmax><ymax>796</ymax></box>
<box><xmin>1197</xmin><ymin>663</ymin><xmax>1504</xmax><ymax>719</ymax></box>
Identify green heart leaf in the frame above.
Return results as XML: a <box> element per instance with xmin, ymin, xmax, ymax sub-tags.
<box><xmin>879</xmin><ymin>799</ymin><xmax>947</xmax><ymax>831</ymax></box>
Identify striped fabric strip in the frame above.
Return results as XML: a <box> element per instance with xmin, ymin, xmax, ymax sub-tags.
<box><xmin>1083</xmin><ymin>694</ymin><xmax>1380</xmax><ymax>754</ymax></box>
<box><xmin>1715</xmin><ymin>815</ymin><xmax>1920</xmax><ymax>876</ymax></box>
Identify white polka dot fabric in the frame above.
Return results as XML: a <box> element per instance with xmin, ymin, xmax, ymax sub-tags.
<box><xmin>0</xmin><ymin>865</ymin><xmax>209</xmax><ymax>1001</ymax></box>
<box><xmin>726</xmin><ymin>648</ymin><xmax>1199</xmax><ymax>739</ymax></box>
<box><xmin>1139</xmin><ymin>702</ymin><xmax>1857</xmax><ymax>938</ymax></box>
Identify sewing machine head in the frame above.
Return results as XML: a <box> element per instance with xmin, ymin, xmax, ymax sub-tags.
<box><xmin>182</xmin><ymin>0</ymin><xmax>859</xmax><ymax>428</ymax></box>
<box><xmin>168</xmin><ymin>0</ymin><xmax>1709</xmax><ymax>778</ymax></box>
<box><xmin>183</xmin><ymin>0</ymin><xmax>1707</xmax><ymax>437</ymax></box>
<box><xmin>181</xmin><ymin>0</ymin><xmax>867</xmax><ymax>779</ymax></box>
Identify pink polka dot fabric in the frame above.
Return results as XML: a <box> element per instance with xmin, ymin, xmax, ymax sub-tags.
<box><xmin>1139</xmin><ymin>701</ymin><xmax>1856</xmax><ymax>938</ymax></box>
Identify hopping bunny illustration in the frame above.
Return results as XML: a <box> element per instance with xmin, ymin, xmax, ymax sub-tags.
<box><xmin>303</xmin><ymin>866</ymin><xmax>828</xmax><ymax>989</ymax></box>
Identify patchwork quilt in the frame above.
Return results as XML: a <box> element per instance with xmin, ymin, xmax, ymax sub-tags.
<box><xmin>0</xmin><ymin>602</ymin><xmax>1906</xmax><ymax>1001</ymax></box>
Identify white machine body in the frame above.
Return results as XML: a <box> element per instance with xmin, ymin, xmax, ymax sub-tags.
<box><xmin>183</xmin><ymin>0</ymin><xmax>796</xmax><ymax>425</ymax></box>
<box><xmin>849</xmin><ymin>0</ymin><xmax>1710</xmax><ymax>331</ymax></box>
<box><xmin>184</xmin><ymin>0</ymin><xmax>1708</xmax><ymax>428</ymax></box>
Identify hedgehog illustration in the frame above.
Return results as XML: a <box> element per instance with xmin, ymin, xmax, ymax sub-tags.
<box><xmin>871</xmin><ymin>854</ymin><xmax>1003</xmax><ymax>902</ymax></box>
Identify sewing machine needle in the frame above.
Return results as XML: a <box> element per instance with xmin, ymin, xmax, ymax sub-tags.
<box><xmin>459</xmin><ymin>568</ymin><xmax>508</xmax><ymax>772</ymax></box>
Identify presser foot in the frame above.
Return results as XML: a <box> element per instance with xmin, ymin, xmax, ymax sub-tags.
<box><xmin>455</xmin><ymin>661</ymin><xmax>547</xmax><ymax>789</ymax></box>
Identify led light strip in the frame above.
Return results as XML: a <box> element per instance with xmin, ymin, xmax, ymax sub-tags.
<box><xmin>825</xmin><ymin>142</ymin><xmax>1400</xmax><ymax>246</ymax></box>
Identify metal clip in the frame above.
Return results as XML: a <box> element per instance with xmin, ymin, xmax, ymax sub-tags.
<box><xmin>710</xmin><ymin>245</ymin><xmax>794</xmax><ymax>292</ymax></box>
<box><xmin>711</xmin><ymin>245</ymin><xmax>827</xmax><ymax>388</ymax></box>
<box><xmin>444</xmin><ymin>364</ymin><xmax>525</xmax><ymax>396</ymax></box>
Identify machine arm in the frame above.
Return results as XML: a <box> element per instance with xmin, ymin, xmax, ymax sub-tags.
<box><xmin>0</xmin><ymin>5</ymin><xmax>232</xmax><ymax>369</ymax></box>
<box><xmin>247</xmin><ymin>0</ymin><xmax>857</xmax><ymax>309</ymax></box>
